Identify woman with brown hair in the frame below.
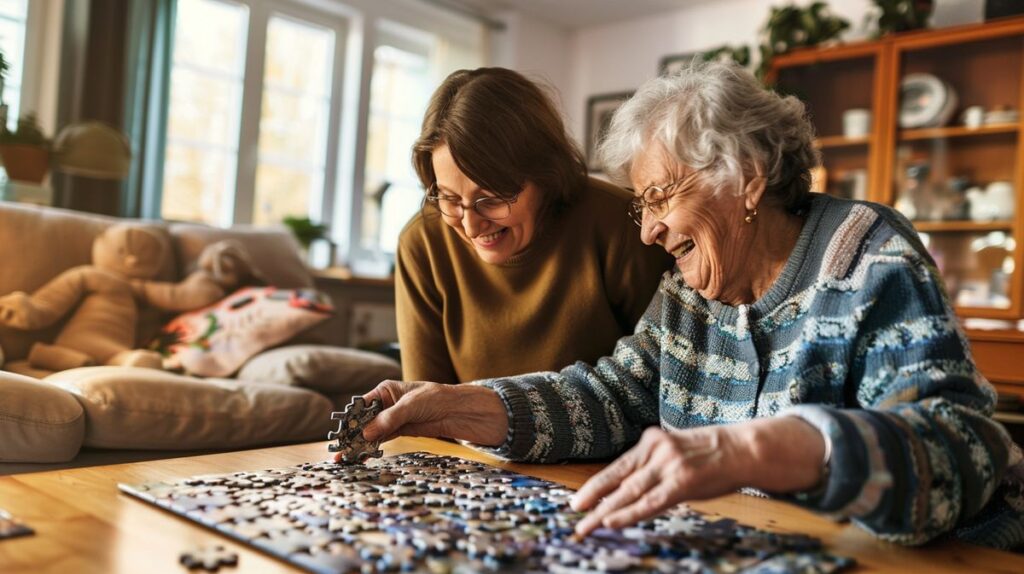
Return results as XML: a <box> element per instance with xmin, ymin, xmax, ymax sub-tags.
<box><xmin>396</xmin><ymin>67</ymin><xmax>671</xmax><ymax>384</ymax></box>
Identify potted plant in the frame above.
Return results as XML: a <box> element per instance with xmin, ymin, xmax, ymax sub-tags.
<box><xmin>869</xmin><ymin>0</ymin><xmax>934</xmax><ymax>37</ymax></box>
<box><xmin>0</xmin><ymin>113</ymin><xmax>51</xmax><ymax>184</ymax></box>
<box><xmin>282</xmin><ymin>215</ymin><xmax>329</xmax><ymax>250</ymax></box>
<box><xmin>0</xmin><ymin>49</ymin><xmax>9</xmax><ymax>129</ymax></box>
<box><xmin>0</xmin><ymin>49</ymin><xmax>8</xmax><ymax>98</ymax></box>
<box><xmin>757</xmin><ymin>2</ymin><xmax>850</xmax><ymax>81</ymax></box>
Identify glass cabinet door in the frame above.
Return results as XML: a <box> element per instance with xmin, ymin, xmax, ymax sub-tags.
<box><xmin>774</xmin><ymin>51</ymin><xmax>882</xmax><ymax>202</ymax></box>
<box><xmin>893</xmin><ymin>32</ymin><xmax>1023</xmax><ymax>316</ymax></box>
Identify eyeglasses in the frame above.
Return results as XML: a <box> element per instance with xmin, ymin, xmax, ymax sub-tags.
<box><xmin>426</xmin><ymin>184</ymin><xmax>520</xmax><ymax>221</ymax></box>
<box><xmin>627</xmin><ymin>172</ymin><xmax>701</xmax><ymax>226</ymax></box>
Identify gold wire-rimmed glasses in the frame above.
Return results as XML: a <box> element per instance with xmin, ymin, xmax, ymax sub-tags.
<box><xmin>426</xmin><ymin>183</ymin><xmax>520</xmax><ymax>221</ymax></box>
<box><xmin>627</xmin><ymin>172</ymin><xmax>701</xmax><ymax>226</ymax></box>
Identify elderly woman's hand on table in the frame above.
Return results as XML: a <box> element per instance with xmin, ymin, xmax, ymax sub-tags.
<box><xmin>332</xmin><ymin>380</ymin><xmax>509</xmax><ymax>463</ymax></box>
<box><xmin>571</xmin><ymin>417</ymin><xmax>826</xmax><ymax>537</ymax></box>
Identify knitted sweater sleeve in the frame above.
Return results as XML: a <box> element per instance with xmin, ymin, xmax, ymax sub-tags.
<box><xmin>472</xmin><ymin>286</ymin><xmax>667</xmax><ymax>463</ymax></box>
<box><xmin>784</xmin><ymin>245</ymin><xmax>1018</xmax><ymax>545</ymax></box>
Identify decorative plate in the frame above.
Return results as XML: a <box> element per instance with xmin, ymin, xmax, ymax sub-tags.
<box><xmin>899</xmin><ymin>73</ymin><xmax>958</xmax><ymax>128</ymax></box>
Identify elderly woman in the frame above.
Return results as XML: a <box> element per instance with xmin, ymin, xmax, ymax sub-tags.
<box><xmin>397</xmin><ymin>67</ymin><xmax>671</xmax><ymax>384</ymax></box>
<box><xmin>353</xmin><ymin>61</ymin><xmax>1024</xmax><ymax>549</ymax></box>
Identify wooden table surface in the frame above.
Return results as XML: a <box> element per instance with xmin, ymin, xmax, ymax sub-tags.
<box><xmin>1</xmin><ymin>437</ymin><xmax>1022</xmax><ymax>573</ymax></box>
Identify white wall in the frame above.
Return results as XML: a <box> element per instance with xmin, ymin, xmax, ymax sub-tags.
<box><xmin>561</xmin><ymin>0</ymin><xmax>986</xmax><ymax>147</ymax></box>
<box><xmin>489</xmin><ymin>9</ymin><xmax>574</xmax><ymax>124</ymax></box>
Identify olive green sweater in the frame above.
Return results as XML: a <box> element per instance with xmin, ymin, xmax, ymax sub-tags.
<box><xmin>395</xmin><ymin>178</ymin><xmax>672</xmax><ymax>384</ymax></box>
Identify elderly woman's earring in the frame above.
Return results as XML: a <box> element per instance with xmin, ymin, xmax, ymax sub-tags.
<box><xmin>744</xmin><ymin>208</ymin><xmax>758</xmax><ymax>224</ymax></box>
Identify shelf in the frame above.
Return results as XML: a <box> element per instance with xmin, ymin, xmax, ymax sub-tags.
<box><xmin>772</xmin><ymin>17</ymin><xmax>1024</xmax><ymax>332</ymax></box>
<box><xmin>899</xmin><ymin>123</ymin><xmax>1019</xmax><ymax>141</ymax></box>
<box><xmin>813</xmin><ymin>135</ymin><xmax>871</xmax><ymax>148</ymax></box>
<box><xmin>313</xmin><ymin>266</ymin><xmax>394</xmax><ymax>288</ymax></box>
<box><xmin>912</xmin><ymin>220</ymin><xmax>1014</xmax><ymax>232</ymax></box>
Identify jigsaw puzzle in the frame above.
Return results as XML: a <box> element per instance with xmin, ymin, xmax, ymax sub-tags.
<box><xmin>328</xmin><ymin>397</ymin><xmax>384</xmax><ymax>464</ymax></box>
<box><xmin>120</xmin><ymin>452</ymin><xmax>854</xmax><ymax>574</ymax></box>
<box><xmin>179</xmin><ymin>544</ymin><xmax>239</xmax><ymax>571</ymax></box>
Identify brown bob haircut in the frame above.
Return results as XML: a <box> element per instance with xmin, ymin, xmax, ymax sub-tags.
<box><xmin>412</xmin><ymin>67</ymin><xmax>588</xmax><ymax>218</ymax></box>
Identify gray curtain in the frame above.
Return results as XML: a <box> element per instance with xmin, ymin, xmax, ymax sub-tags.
<box><xmin>54</xmin><ymin>0</ymin><xmax>129</xmax><ymax>215</ymax></box>
<box><xmin>122</xmin><ymin>0</ymin><xmax>176</xmax><ymax>219</ymax></box>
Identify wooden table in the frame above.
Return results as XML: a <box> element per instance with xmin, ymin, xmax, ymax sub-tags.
<box><xmin>1</xmin><ymin>437</ymin><xmax>1021</xmax><ymax>573</ymax></box>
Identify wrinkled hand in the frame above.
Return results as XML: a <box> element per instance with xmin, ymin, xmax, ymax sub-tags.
<box><xmin>0</xmin><ymin>291</ymin><xmax>31</xmax><ymax>327</ymax></box>
<box><xmin>332</xmin><ymin>380</ymin><xmax>509</xmax><ymax>463</ymax></box>
<box><xmin>570</xmin><ymin>417</ymin><xmax>825</xmax><ymax>537</ymax></box>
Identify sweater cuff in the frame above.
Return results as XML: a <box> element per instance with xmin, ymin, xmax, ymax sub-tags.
<box><xmin>779</xmin><ymin>405</ymin><xmax>880</xmax><ymax>515</ymax></box>
<box><xmin>468</xmin><ymin>379</ymin><xmax>537</xmax><ymax>461</ymax></box>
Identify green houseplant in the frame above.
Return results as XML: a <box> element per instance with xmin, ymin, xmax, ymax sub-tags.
<box><xmin>282</xmin><ymin>215</ymin><xmax>329</xmax><ymax>250</ymax></box>
<box><xmin>757</xmin><ymin>2</ymin><xmax>851</xmax><ymax>80</ymax></box>
<box><xmin>0</xmin><ymin>48</ymin><xmax>10</xmax><ymax>134</ymax></box>
<box><xmin>0</xmin><ymin>113</ymin><xmax>51</xmax><ymax>184</ymax></box>
<box><xmin>702</xmin><ymin>45</ymin><xmax>752</xmax><ymax>67</ymax></box>
<box><xmin>0</xmin><ymin>49</ymin><xmax>9</xmax><ymax>96</ymax></box>
<box><xmin>870</xmin><ymin>0</ymin><xmax>934</xmax><ymax>37</ymax></box>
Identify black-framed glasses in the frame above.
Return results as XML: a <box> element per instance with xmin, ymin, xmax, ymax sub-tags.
<box><xmin>627</xmin><ymin>173</ymin><xmax>700</xmax><ymax>226</ymax></box>
<box><xmin>426</xmin><ymin>184</ymin><xmax>520</xmax><ymax>221</ymax></box>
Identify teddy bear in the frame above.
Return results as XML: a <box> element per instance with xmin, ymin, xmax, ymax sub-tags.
<box><xmin>132</xmin><ymin>239</ymin><xmax>262</xmax><ymax>312</ymax></box>
<box><xmin>0</xmin><ymin>224</ymin><xmax>169</xmax><ymax>372</ymax></box>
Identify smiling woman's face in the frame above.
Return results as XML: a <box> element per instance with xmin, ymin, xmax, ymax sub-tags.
<box><xmin>630</xmin><ymin>145</ymin><xmax>752</xmax><ymax>302</ymax></box>
<box><xmin>431</xmin><ymin>144</ymin><xmax>543</xmax><ymax>265</ymax></box>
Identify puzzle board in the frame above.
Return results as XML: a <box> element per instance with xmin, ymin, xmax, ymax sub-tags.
<box><xmin>119</xmin><ymin>452</ymin><xmax>854</xmax><ymax>573</ymax></box>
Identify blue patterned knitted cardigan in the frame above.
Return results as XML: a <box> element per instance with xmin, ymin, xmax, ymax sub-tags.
<box><xmin>476</xmin><ymin>194</ymin><xmax>1024</xmax><ymax>549</ymax></box>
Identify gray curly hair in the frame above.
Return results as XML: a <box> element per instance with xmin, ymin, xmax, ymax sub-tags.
<box><xmin>597</xmin><ymin>60</ymin><xmax>819</xmax><ymax>212</ymax></box>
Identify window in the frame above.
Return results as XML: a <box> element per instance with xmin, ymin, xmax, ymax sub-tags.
<box><xmin>162</xmin><ymin>0</ymin><xmax>248</xmax><ymax>225</ymax></box>
<box><xmin>0</xmin><ymin>0</ymin><xmax>28</xmax><ymax>132</ymax></box>
<box><xmin>358</xmin><ymin>21</ymin><xmax>485</xmax><ymax>257</ymax></box>
<box><xmin>253</xmin><ymin>15</ymin><xmax>335</xmax><ymax>225</ymax></box>
<box><xmin>161</xmin><ymin>1</ymin><xmax>487</xmax><ymax>268</ymax></box>
<box><xmin>163</xmin><ymin>0</ymin><xmax>344</xmax><ymax>227</ymax></box>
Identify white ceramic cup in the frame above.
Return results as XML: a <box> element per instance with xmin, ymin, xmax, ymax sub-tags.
<box><xmin>842</xmin><ymin>108</ymin><xmax>871</xmax><ymax>138</ymax></box>
<box><xmin>962</xmin><ymin>105</ymin><xmax>984</xmax><ymax>128</ymax></box>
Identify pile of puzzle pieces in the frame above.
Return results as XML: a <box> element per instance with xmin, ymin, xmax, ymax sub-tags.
<box><xmin>120</xmin><ymin>452</ymin><xmax>854</xmax><ymax>573</ymax></box>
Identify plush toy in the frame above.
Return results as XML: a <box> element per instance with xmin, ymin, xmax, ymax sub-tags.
<box><xmin>132</xmin><ymin>239</ymin><xmax>262</xmax><ymax>312</ymax></box>
<box><xmin>0</xmin><ymin>224</ymin><xmax>168</xmax><ymax>371</ymax></box>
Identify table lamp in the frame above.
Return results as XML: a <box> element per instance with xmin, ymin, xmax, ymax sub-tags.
<box><xmin>53</xmin><ymin>121</ymin><xmax>131</xmax><ymax>180</ymax></box>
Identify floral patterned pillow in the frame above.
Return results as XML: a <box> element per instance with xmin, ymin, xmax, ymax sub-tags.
<box><xmin>151</xmin><ymin>286</ymin><xmax>333</xmax><ymax>377</ymax></box>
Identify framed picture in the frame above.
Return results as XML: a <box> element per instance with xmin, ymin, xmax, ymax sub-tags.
<box><xmin>659</xmin><ymin>52</ymin><xmax>700</xmax><ymax>76</ymax></box>
<box><xmin>659</xmin><ymin>46</ymin><xmax>751</xmax><ymax>76</ymax></box>
<box><xmin>584</xmin><ymin>91</ymin><xmax>633</xmax><ymax>172</ymax></box>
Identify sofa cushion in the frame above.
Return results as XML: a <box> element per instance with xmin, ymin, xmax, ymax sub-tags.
<box><xmin>0</xmin><ymin>370</ymin><xmax>85</xmax><ymax>463</ymax></box>
<box><xmin>170</xmin><ymin>223</ymin><xmax>313</xmax><ymax>288</ymax></box>
<box><xmin>238</xmin><ymin>345</ymin><xmax>400</xmax><ymax>395</ymax></box>
<box><xmin>154</xmin><ymin>287</ymin><xmax>334</xmax><ymax>377</ymax></box>
<box><xmin>44</xmin><ymin>367</ymin><xmax>333</xmax><ymax>450</ymax></box>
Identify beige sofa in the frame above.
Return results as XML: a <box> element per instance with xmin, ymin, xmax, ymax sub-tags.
<box><xmin>0</xmin><ymin>202</ymin><xmax>400</xmax><ymax>469</ymax></box>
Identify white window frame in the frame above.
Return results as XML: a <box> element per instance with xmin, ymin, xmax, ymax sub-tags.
<box><xmin>0</xmin><ymin>0</ymin><xmax>28</xmax><ymax>133</ymax></box>
<box><xmin>0</xmin><ymin>0</ymin><xmax>62</xmax><ymax>138</ymax></box>
<box><xmin>163</xmin><ymin>0</ymin><xmax>348</xmax><ymax>227</ymax></box>
<box><xmin>349</xmin><ymin>19</ymin><xmax>434</xmax><ymax>262</ymax></box>
<box><xmin>324</xmin><ymin>0</ymin><xmax>489</xmax><ymax>268</ymax></box>
<box><xmin>162</xmin><ymin>0</ymin><xmax>488</xmax><ymax>267</ymax></box>
<box><xmin>232</xmin><ymin>0</ymin><xmax>348</xmax><ymax>226</ymax></box>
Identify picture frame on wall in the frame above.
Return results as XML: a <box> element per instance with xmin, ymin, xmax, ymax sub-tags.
<box><xmin>659</xmin><ymin>52</ymin><xmax>700</xmax><ymax>76</ymax></box>
<box><xmin>584</xmin><ymin>91</ymin><xmax>633</xmax><ymax>172</ymax></box>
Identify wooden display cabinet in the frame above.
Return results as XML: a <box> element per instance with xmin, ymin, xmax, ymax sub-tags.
<box><xmin>770</xmin><ymin>17</ymin><xmax>1024</xmax><ymax>401</ymax></box>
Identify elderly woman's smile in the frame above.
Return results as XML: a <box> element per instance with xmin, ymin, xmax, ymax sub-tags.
<box><xmin>630</xmin><ymin>144</ymin><xmax>803</xmax><ymax>306</ymax></box>
<box><xmin>670</xmin><ymin>238</ymin><xmax>696</xmax><ymax>260</ymax></box>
